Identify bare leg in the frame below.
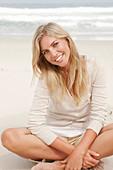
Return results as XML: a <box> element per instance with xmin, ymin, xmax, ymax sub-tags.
<box><xmin>90</xmin><ymin>123</ymin><xmax>113</xmax><ymax>159</ymax></box>
<box><xmin>31</xmin><ymin>123</ymin><xmax>113</xmax><ymax>170</ymax></box>
<box><xmin>81</xmin><ymin>123</ymin><xmax>113</xmax><ymax>169</ymax></box>
<box><xmin>1</xmin><ymin>127</ymin><xmax>67</xmax><ymax>160</ymax></box>
<box><xmin>2</xmin><ymin>124</ymin><xmax>113</xmax><ymax>170</ymax></box>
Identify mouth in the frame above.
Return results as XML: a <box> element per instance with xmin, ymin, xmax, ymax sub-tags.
<box><xmin>55</xmin><ymin>54</ymin><xmax>63</xmax><ymax>62</ymax></box>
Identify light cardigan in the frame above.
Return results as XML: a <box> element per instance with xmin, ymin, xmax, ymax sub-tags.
<box><xmin>28</xmin><ymin>57</ymin><xmax>107</xmax><ymax>145</ymax></box>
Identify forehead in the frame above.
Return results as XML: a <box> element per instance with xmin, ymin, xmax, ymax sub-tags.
<box><xmin>40</xmin><ymin>35</ymin><xmax>57</xmax><ymax>50</ymax></box>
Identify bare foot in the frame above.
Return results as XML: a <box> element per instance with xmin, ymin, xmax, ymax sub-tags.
<box><xmin>31</xmin><ymin>161</ymin><xmax>65</xmax><ymax>170</ymax></box>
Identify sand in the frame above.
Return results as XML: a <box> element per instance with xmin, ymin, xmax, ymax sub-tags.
<box><xmin>0</xmin><ymin>39</ymin><xmax>113</xmax><ymax>169</ymax></box>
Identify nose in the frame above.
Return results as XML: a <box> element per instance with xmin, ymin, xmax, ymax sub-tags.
<box><xmin>50</xmin><ymin>48</ymin><xmax>57</xmax><ymax>58</ymax></box>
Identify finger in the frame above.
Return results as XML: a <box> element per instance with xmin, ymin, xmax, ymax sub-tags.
<box><xmin>84</xmin><ymin>153</ymin><xmax>99</xmax><ymax>165</ymax></box>
<box><xmin>60</xmin><ymin>158</ymin><xmax>67</xmax><ymax>164</ymax></box>
<box><xmin>83</xmin><ymin>157</ymin><xmax>99</xmax><ymax>167</ymax></box>
<box><xmin>88</xmin><ymin>150</ymin><xmax>100</xmax><ymax>157</ymax></box>
<box><xmin>82</xmin><ymin>165</ymin><xmax>89</xmax><ymax>169</ymax></box>
<box><xmin>83</xmin><ymin>158</ymin><xmax>100</xmax><ymax>169</ymax></box>
<box><xmin>87</xmin><ymin>156</ymin><xmax>99</xmax><ymax>165</ymax></box>
<box><xmin>84</xmin><ymin>157</ymin><xmax>99</xmax><ymax>164</ymax></box>
<box><xmin>90</xmin><ymin>157</ymin><xmax>99</xmax><ymax>164</ymax></box>
<box><xmin>84</xmin><ymin>161</ymin><xmax>97</xmax><ymax>168</ymax></box>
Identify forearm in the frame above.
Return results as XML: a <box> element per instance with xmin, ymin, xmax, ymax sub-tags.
<box><xmin>50</xmin><ymin>137</ymin><xmax>75</xmax><ymax>155</ymax></box>
<box><xmin>50</xmin><ymin>129</ymin><xmax>97</xmax><ymax>156</ymax></box>
<box><xmin>75</xmin><ymin>129</ymin><xmax>97</xmax><ymax>155</ymax></box>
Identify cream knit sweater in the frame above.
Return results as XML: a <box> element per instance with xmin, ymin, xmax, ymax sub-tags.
<box><xmin>28</xmin><ymin>57</ymin><xmax>107</xmax><ymax>145</ymax></box>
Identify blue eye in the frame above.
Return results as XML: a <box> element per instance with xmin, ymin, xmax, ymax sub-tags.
<box><xmin>53</xmin><ymin>42</ymin><xmax>58</xmax><ymax>47</ymax></box>
<box><xmin>44</xmin><ymin>50</ymin><xmax>49</xmax><ymax>55</ymax></box>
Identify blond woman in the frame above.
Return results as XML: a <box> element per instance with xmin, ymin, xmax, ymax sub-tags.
<box><xmin>1</xmin><ymin>23</ymin><xmax>113</xmax><ymax>170</ymax></box>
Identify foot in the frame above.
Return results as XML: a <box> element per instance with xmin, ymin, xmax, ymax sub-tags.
<box><xmin>31</xmin><ymin>161</ymin><xmax>65</xmax><ymax>170</ymax></box>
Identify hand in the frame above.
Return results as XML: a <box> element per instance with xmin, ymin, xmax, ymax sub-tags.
<box><xmin>82</xmin><ymin>149</ymin><xmax>100</xmax><ymax>169</ymax></box>
<box><xmin>61</xmin><ymin>148</ymin><xmax>84</xmax><ymax>170</ymax></box>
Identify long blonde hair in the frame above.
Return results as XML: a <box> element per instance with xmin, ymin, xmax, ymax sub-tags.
<box><xmin>32</xmin><ymin>22</ymin><xmax>88</xmax><ymax>105</ymax></box>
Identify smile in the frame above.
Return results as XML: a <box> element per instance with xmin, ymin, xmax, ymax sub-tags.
<box><xmin>55</xmin><ymin>54</ymin><xmax>63</xmax><ymax>62</ymax></box>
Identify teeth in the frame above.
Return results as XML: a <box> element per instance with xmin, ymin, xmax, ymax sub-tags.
<box><xmin>56</xmin><ymin>55</ymin><xmax>63</xmax><ymax>61</ymax></box>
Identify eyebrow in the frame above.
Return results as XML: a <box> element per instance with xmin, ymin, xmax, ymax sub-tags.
<box><xmin>41</xmin><ymin>39</ymin><xmax>57</xmax><ymax>53</ymax></box>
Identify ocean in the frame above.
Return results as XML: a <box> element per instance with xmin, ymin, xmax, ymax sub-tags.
<box><xmin>0</xmin><ymin>1</ymin><xmax>113</xmax><ymax>40</ymax></box>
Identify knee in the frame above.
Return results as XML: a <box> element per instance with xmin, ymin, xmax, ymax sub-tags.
<box><xmin>1</xmin><ymin>128</ymin><xmax>19</xmax><ymax>150</ymax></box>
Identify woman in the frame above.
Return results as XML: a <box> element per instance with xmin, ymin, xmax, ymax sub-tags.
<box><xmin>1</xmin><ymin>22</ymin><xmax>113</xmax><ymax>170</ymax></box>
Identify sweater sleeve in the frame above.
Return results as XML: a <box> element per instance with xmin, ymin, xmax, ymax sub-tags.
<box><xmin>87</xmin><ymin>59</ymin><xmax>107</xmax><ymax>134</ymax></box>
<box><xmin>28</xmin><ymin>79</ymin><xmax>57</xmax><ymax>145</ymax></box>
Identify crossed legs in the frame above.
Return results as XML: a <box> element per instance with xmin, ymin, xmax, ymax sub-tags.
<box><xmin>1</xmin><ymin>123</ymin><xmax>113</xmax><ymax>167</ymax></box>
<box><xmin>1</xmin><ymin>127</ymin><xmax>67</xmax><ymax>160</ymax></box>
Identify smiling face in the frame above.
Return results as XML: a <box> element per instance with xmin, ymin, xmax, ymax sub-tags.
<box><xmin>40</xmin><ymin>35</ymin><xmax>70</xmax><ymax>70</ymax></box>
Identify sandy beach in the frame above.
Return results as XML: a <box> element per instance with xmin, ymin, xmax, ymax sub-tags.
<box><xmin>0</xmin><ymin>39</ymin><xmax>113</xmax><ymax>169</ymax></box>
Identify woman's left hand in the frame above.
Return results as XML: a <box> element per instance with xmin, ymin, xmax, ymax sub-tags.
<box><xmin>82</xmin><ymin>149</ymin><xmax>99</xmax><ymax>169</ymax></box>
<box><xmin>61</xmin><ymin>147</ymin><xmax>84</xmax><ymax>170</ymax></box>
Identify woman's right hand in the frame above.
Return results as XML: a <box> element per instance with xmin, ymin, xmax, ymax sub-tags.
<box><xmin>82</xmin><ymin>149</ymin><xmax>100</xmax><ymax>169</ymax></box>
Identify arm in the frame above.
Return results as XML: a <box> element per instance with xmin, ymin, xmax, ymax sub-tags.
<box><xmin>87</xmin><ymin>59</ymin><xmax>107</xmax><ymax>135</ymax></box>
<box><xmin>28</xmin><ymin>79</ymin><xmax>76</xmax><ymax>154</ymax></box>
<box><xmin>61</xmin><ymin>129</ymin><xmax>98</xmax><ymax>169</ymax></box>
<box><xmin>75</xmin><ymin>129</ymin><xmax>97</xmax><ymax>154</ymax></box>
<box><xmin>28</xmin><ymin>79</ymin><xmax>57</xmax><ymax>145</ymax></box>
<box><xmin>61</xmin><ymin>59</ymin><xmax>107</xmax><ymax>169</ymax></box>
<box><xmin>50</xmin><ymin>129</ymin><xmax>96</xmax><ymax>155</ymax></box>
<box><xmin>50</xmin><ymin>137</ymin><xmax>75</xmax><ymax>155</ymax></box>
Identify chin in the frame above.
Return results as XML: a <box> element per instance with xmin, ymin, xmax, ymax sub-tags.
<box><xmin>60</xmin><ymin>62</ymin><xmax>69</xmax><ymax>68</ymax></box>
